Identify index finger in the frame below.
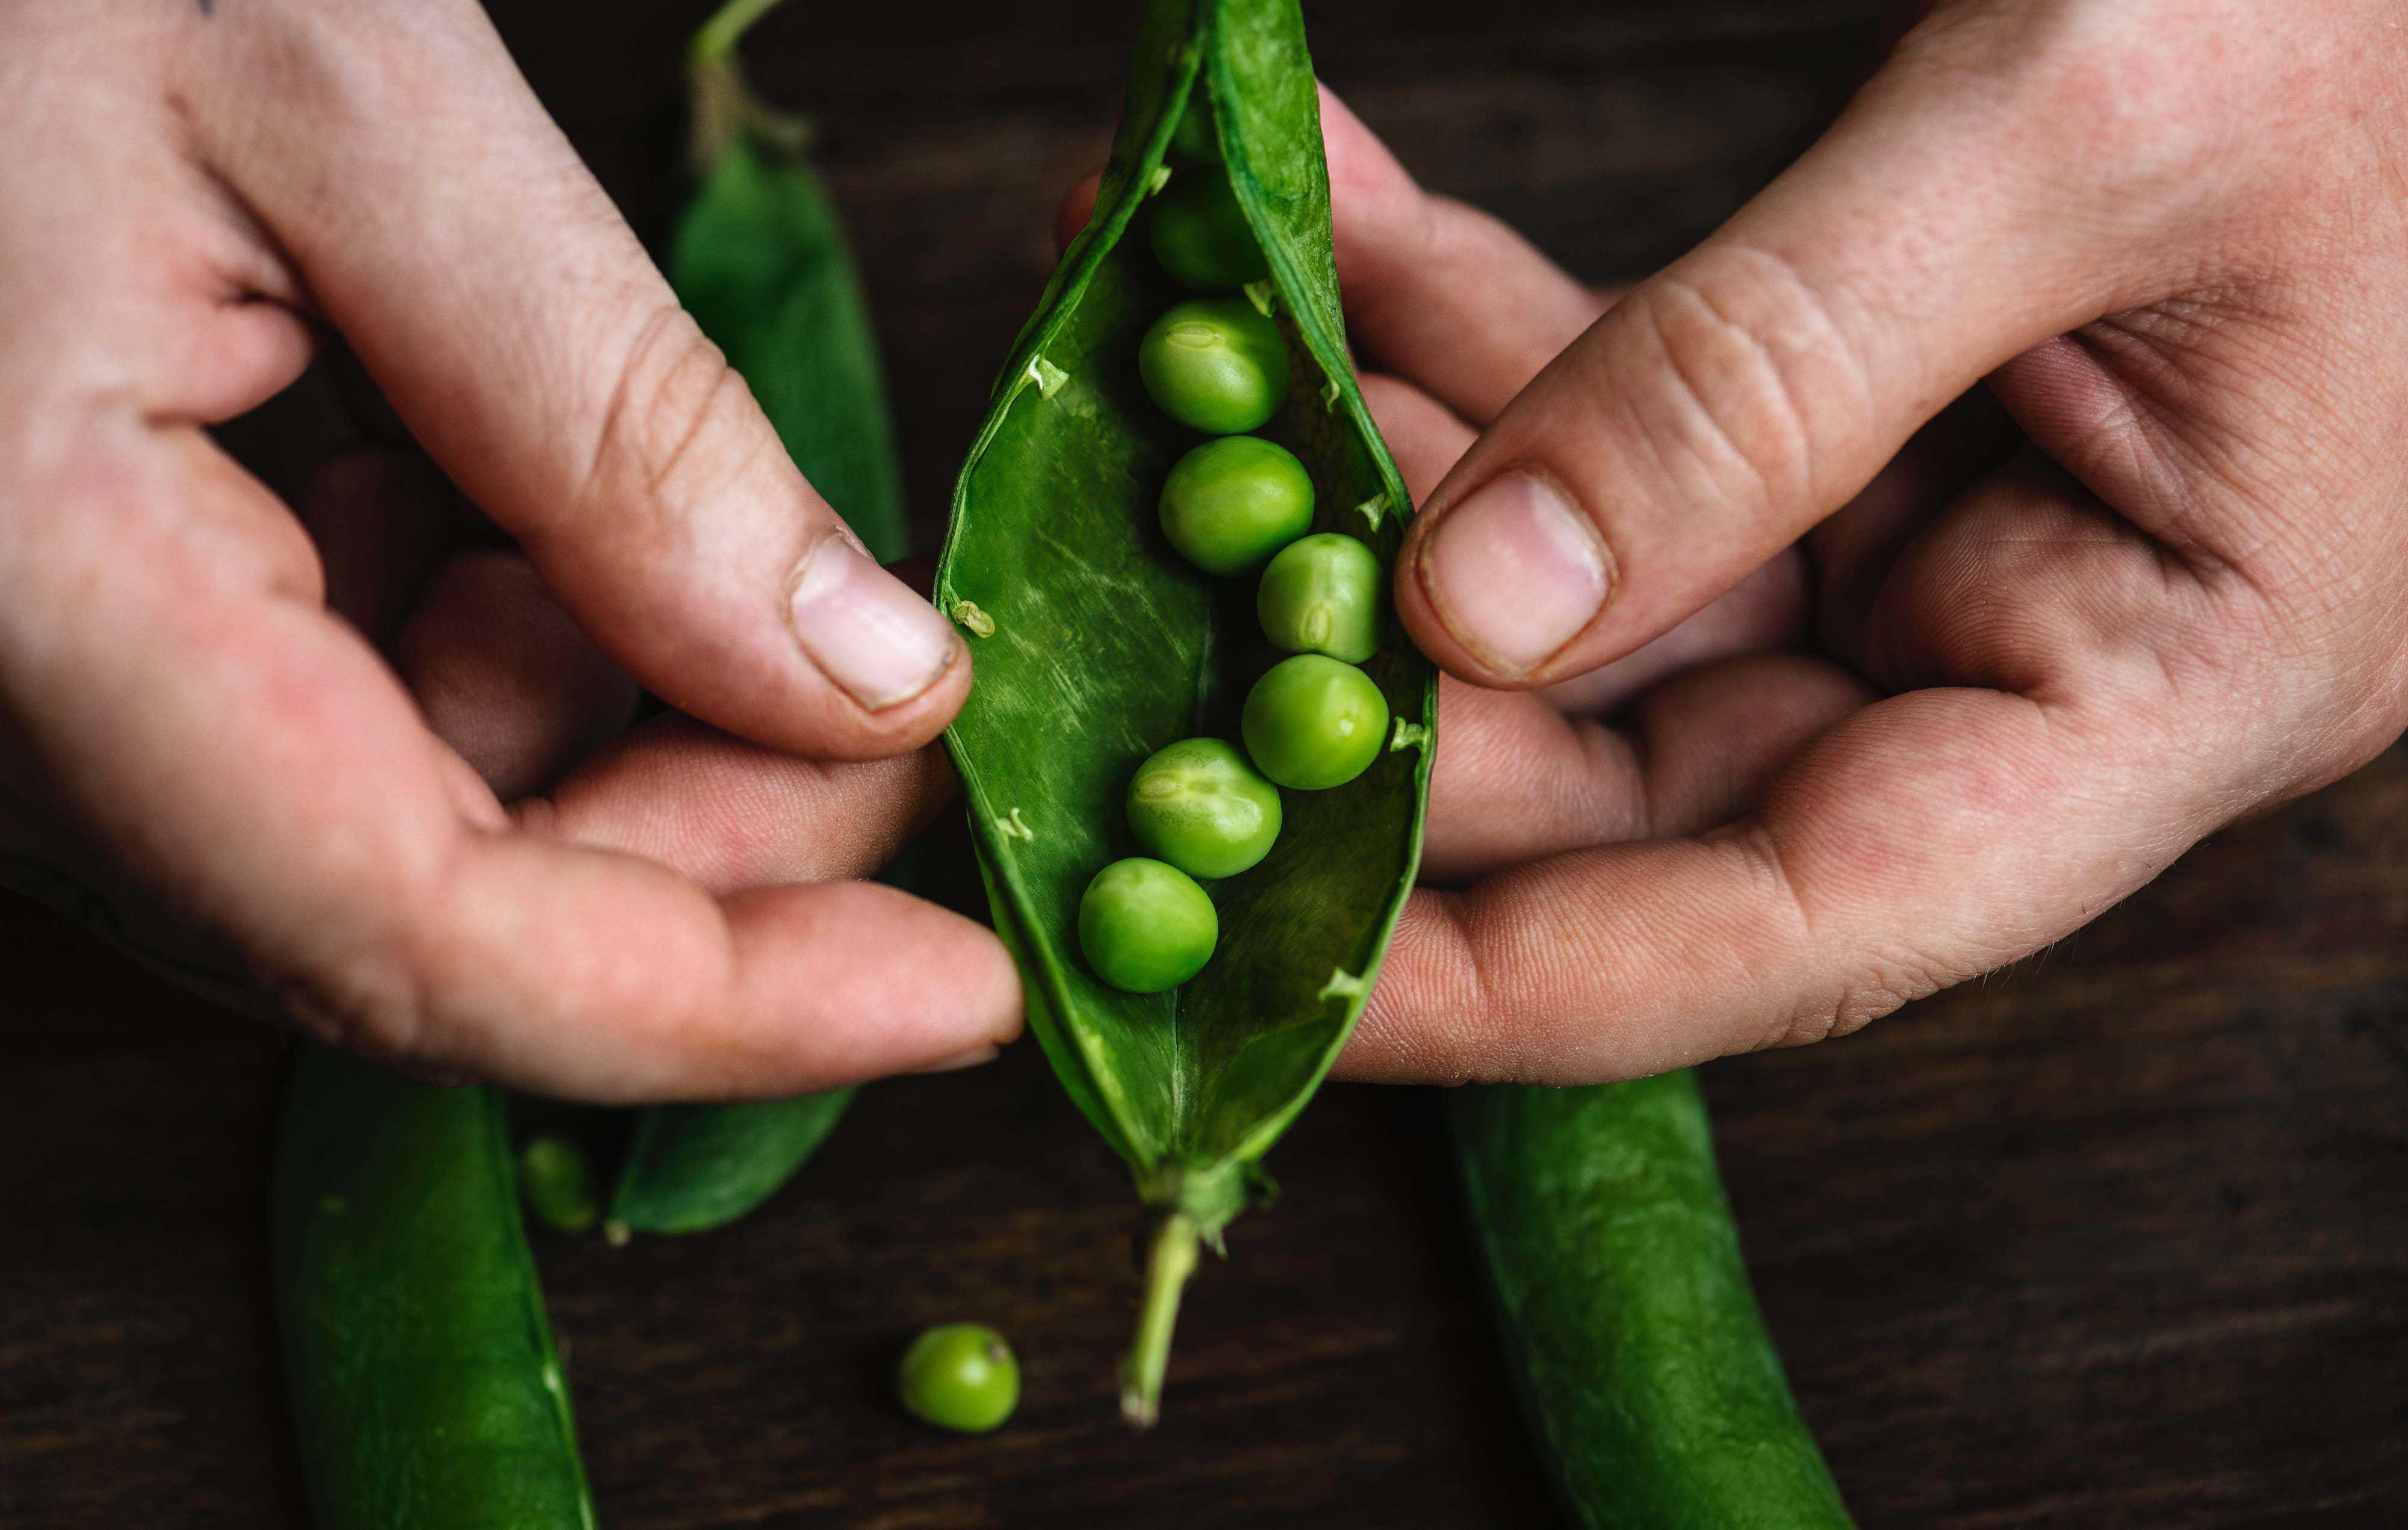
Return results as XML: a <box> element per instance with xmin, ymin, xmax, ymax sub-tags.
<box><xmin>10</xmin><ymin>428</ymin><xmax>1017</xmax><ymax>1099</ymax></box>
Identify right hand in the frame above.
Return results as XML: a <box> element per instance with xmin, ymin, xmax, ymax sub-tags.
<box><xmin>0</xmin><ymin>0</ymin><xmax>1021</xmax><ymax>1098</ymax></box>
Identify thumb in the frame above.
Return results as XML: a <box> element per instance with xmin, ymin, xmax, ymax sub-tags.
<box><xmin>1391</xmin><ymin>15</ymin><xmax>2192</xmax><ymax>685</ymax></box>
<box><xmin>185</xmin><ymin>1</ymin><xmax>964</xmax><ymax>758</ymax></box>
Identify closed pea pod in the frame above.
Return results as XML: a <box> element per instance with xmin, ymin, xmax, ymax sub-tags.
<box><xmin>1451</xmin><ymin>1074</ymin><xmax>1855</xmax><ymax>1529</ymax></box>
<box><xmin>274</xmin><ymin>1048</ymin><xmax>596</xmax><ymax>1530</ymax></box>
<box><xmin>936</xmin><ymin>0</ymin><xmax>1435</xmax><ymax>1425</ymax></box>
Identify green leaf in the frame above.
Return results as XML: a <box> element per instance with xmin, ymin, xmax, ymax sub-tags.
<box><xmin>934</xmin><ymin>0</ymin><xmax>1434</xmax><ymax>1423</ymax></box>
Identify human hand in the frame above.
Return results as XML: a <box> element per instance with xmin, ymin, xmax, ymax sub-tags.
<box><xmin>1303</xmin><ymin>2</ymin><xmax>2408</xmax><ymax>1083</ymax></box>
<box><xmin>0</xmin><ymin>0</ymin><xmax>1019</xmax><ymax>1098</ymax></box>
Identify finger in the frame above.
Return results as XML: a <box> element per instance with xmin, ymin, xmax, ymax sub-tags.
<box><xmin>299</xmin><ymin>448</ymin><xmax>465</xmax><ymax>645</ymax></box>
<box><xmin>394</xmin><ymin>551</ymin><xmax>641</xmax><ymax>800</ymax></box>
<box><xmin>1539</xmin><ymin>553</ymin><xmax>1810</xmax><ymax>718</ymax></box>
<box><xmin>1389</xmin><ymin>26</ymin><xmax>2198</xmax><ymax>689</ymax></box>
<box><xmin>530</xmin><ymin>713</ymin><xmax>956</xmax><ymax>897</ymax></box>
<box><xmin>8</xmin><ymin>424</ymin><xmax>1016</xmax><ymax>1099</ymax></box>
<box><xmin>1806</xmin><ymin>387</ymin><xmax>2020</xmax><ymax>665</ymax></box>
<box><xmin>1362</xmin><ymin>371</ymin><xmax>1811</xmax><ymax>718</ymax></box>
<box><xmin>1318</xmin><ymin>88</ymin><xmax>1610</xmax><ymax>425</ymax></box>
<box><xmin>182</xmin><ymin>2</ymin><xmax>966</xmax><ymax>759</ymax></box>
<box><xmin>1359</xmin><ymin>372</ymin><xmax>1475</xmax><ymax>504</ymax></box>
<box><xmin>1341</xmin><ymin>456</ymin><xmax>2229</xmax><ymax>1087</ymax></box>
<box><xmin>1424</xmin><ymin>655</ymin><xmax>1870</xmax><ymax>883</ymax></box>
<box><xmin>1057</xmin><ymin>174</ymin><xmax>1102</xmax><ymax>252</ymax></box>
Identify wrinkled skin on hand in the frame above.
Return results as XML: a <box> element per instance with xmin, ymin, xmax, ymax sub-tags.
<box><xmin>1283</xmin><ymin>0</ymin><xmax>2408</xmax><ymax>1083</ymax></box>
<box><xmin>0</xmin><ymin>0</ymin><xmax>1019</xmax><ymax>1098</ymax></box>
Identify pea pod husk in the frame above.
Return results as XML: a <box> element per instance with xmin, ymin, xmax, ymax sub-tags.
<box><xmin>274</xmin><ymin>1046</ymin><xmax>596</xmax><ymax>1530</ymax></box>
<box><xmin>607</xmin><ymin>12</ymin><xmax>901</xmax><ymax>1237</ymax></box>
<box><xmin>1451</xmin><ymin>1073</ymin><xmax>1854</xmax><ymax>1529</ymax></box>
<box><xmin>935</xmin><ymin>0</ymin><xmax>1435</xmax><ymax>1423</ymax></box>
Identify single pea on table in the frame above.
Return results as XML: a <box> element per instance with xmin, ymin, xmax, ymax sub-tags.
<box><xmin>898</xmin><ymin>1323</ymin><xmax>1020</xmax><ymax>1434</ymax></box>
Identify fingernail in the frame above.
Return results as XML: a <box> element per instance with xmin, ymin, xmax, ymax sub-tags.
<box><xmin>787</xmin><ymin>536</ymin><xmax>962</xmax><ymax>711</ymax></box>
<box><xmin>910</xmin><ymin>1042</ymin><xmax>1000</xmax><ymax>1075</ymax></box>
<box><xmin>1419</xmin><ymin>471</ymin><xmax>1612</xmax><ymax>675</ymax></box>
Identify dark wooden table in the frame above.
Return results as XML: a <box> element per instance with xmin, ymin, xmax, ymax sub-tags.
<box><xmin>5</xmin><ymin>3</ymin><xmax>2404</xmax><ymax>1525</ymax></box>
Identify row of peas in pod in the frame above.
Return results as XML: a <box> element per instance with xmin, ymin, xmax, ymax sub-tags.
<box><xmin>1078</xmin><ymin>105</ymin><xmax>1392</xmax><ymax>995</ymax></box>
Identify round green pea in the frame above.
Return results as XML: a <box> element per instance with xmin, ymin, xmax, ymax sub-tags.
<box><xmin>1138</xmin><ymin>297</ymin><xmax>1289</xmax><ymax>435</ymax></box>
<box><xmin>1159</xmin><ymin>437</ymin><xmax>1314</xmax><ymax>576</ymax></box>
<box><xmin>1150</xmin><ymin>170</ymin><xmax>1268</xmax><ymax>291</ymax></box>
<box><xmin>1168</xmin><ymin>90</ymin><xmax>1220</xmax><ymax>164</ymax></box>
<box><xmin>1256</xmin><ymin>532</ymin><xmax>1383</xmax><ymax>663</ymax></box>
<box><xmin>1078</xmin><ymin>857</ymin><xmax>1218</xmax><ymax>994</ymax></box>
<box><xmin>517</xmin><ymin>1136</ymin><xmax>598</xmax><ymax>1234</ymax></box>
<box><xmin>1127</xmin><ymin>738</ymin><xmax>1283</xmax><ymax>880</ymax></box>
<box><xmin>898</xmin><ymin>1323</ymin><xmax>1019</xmax><ymax>1434</ymax></box>
<box><xmin>1241</xmin><ymin>655</ymin><xmax>1391</xmax><ymax>791</ymax></box>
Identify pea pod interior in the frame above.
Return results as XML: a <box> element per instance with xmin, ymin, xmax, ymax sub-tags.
<box><xmin>936</xmin><ymin>0</ymin><xmax>1434</xmax><ymax>1411</ymax></box>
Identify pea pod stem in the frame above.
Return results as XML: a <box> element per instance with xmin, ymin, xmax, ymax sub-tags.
<box><xmin>1120</xmin><ymin>1210</ymin><xmax>1203</xmax><ymax>1429</ymax></box>
<box><xmin>686</xmin><ymin>0</ymin><xmax>811</xmax><ymax>173</ymax></box>
<box><xmin>690</xmin><ymin>0</ymin><xmax>782</xmax><ymax>64</ymax></box>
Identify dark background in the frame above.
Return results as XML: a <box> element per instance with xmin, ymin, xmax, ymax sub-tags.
<box><xmin>4</xmin><ymin>2</ymin><xmax>2405</xmax><ymax>1526</ymax></box>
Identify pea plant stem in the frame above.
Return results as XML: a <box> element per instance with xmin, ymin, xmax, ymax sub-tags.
<box><xmin>690</xmin><ymin>0</ymin><xmax>783</xmax><ymax>64</ymax></box>
<box><xmin>1120</xmin><ymin>1210</ymin><xmax>1203</xmax><ymax>1429</ymax></box>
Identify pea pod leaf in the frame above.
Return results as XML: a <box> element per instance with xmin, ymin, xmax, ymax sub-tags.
<box><xmin>934</xmin><ymin>0</ymin><xmax>1435</xmax><ymax>1424</ymax></box>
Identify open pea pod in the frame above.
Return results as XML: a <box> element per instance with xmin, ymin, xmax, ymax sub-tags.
<box><xmin>934</xmin><ymin>0</ymin><xmax>1435</xmax><ymax>1424</ymax></box>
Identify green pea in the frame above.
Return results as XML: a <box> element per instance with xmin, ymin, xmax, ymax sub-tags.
<box><xmin>1150</xmin><ymin>170</ymin><xmax>1268</xmax><ymax>291</ymax></box>
<box><xmin>1079</xmin><ymin>857</ymin><xmax>1218</xmax><ymax>994</ymax></box>
<box><xmin>1138</xmin><ymin>297</ymin><xmax>1289</xmax><ymax>435</ymax></box>
<box><xmin>1158</xmin><ymin>437</ymin><xmax>1314</xmax><ymax>576</ymax></box>
<box><xmin>1168</xmin><ymin>88</ymin><xmax>1220</xmax><ymax>164</ymax></box>
<box><xmin>517</xmin><ymin>1136</ymin><xmax>598</xmax><ymax>1234</ymax></box>
<box><xmin>1256</xmin><ymin>533</ymin><xmax>1383</xmax><ymax>663</ymax></box>
<box><xmin>1127</xmin><ymin>738</ymin><xmax>1283</xmax><ymax>880</ymax></box>
<box><xmin>1241</xmin><ymin>654</ymin><xmax>1391</xmax><ymax>791</ymax></box>
<box><xmin>898</xmin><ymin>1323</ymin><xmax>1020</xmax><ymax>1434</ymax></box>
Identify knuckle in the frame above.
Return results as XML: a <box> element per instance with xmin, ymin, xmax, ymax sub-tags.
<box><xmin>275</xmin><ymin>942</ymin><xmax>438</xmax><ymax>1071</ymax></box>
<box><xmin>576</xmin><ymin>305</ymin><xmax>766</xmax><ymax>547</ymax></box>
<box><xmin>1626</xmin><ymin>246</ymin><xmax>1871</xmax><ymax>519</ymax></box>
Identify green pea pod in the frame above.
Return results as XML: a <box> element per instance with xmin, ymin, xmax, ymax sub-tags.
<box><xmin>607</xmin><ymin>2</ymin><xmax>904</xmax><ymax>1237</ymax></box>
<box><xmin>607</xmin><ymin>1090</ymin><xmax>852</xmax><ymax>1238</ymax></box>
<box><xmin>274</xmin><ymin>1046</ymin><xmax>597</xmax><ymax>1530</ymax></box>
<box><xmin>1451</xmin><ymin>1072</ymin><xmax>1854</xmax><ymax>1529</ymax></box>
<box><xmin>935</xmin><ymin>0</ymin><xmax>1436</xmax><ymax>1424</ymax></box>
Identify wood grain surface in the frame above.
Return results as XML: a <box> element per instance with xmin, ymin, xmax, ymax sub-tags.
<box><xmin>4</xmin><ymin>2</ymin><xmax>2403</xmax><ymax>1526</ymax></box>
